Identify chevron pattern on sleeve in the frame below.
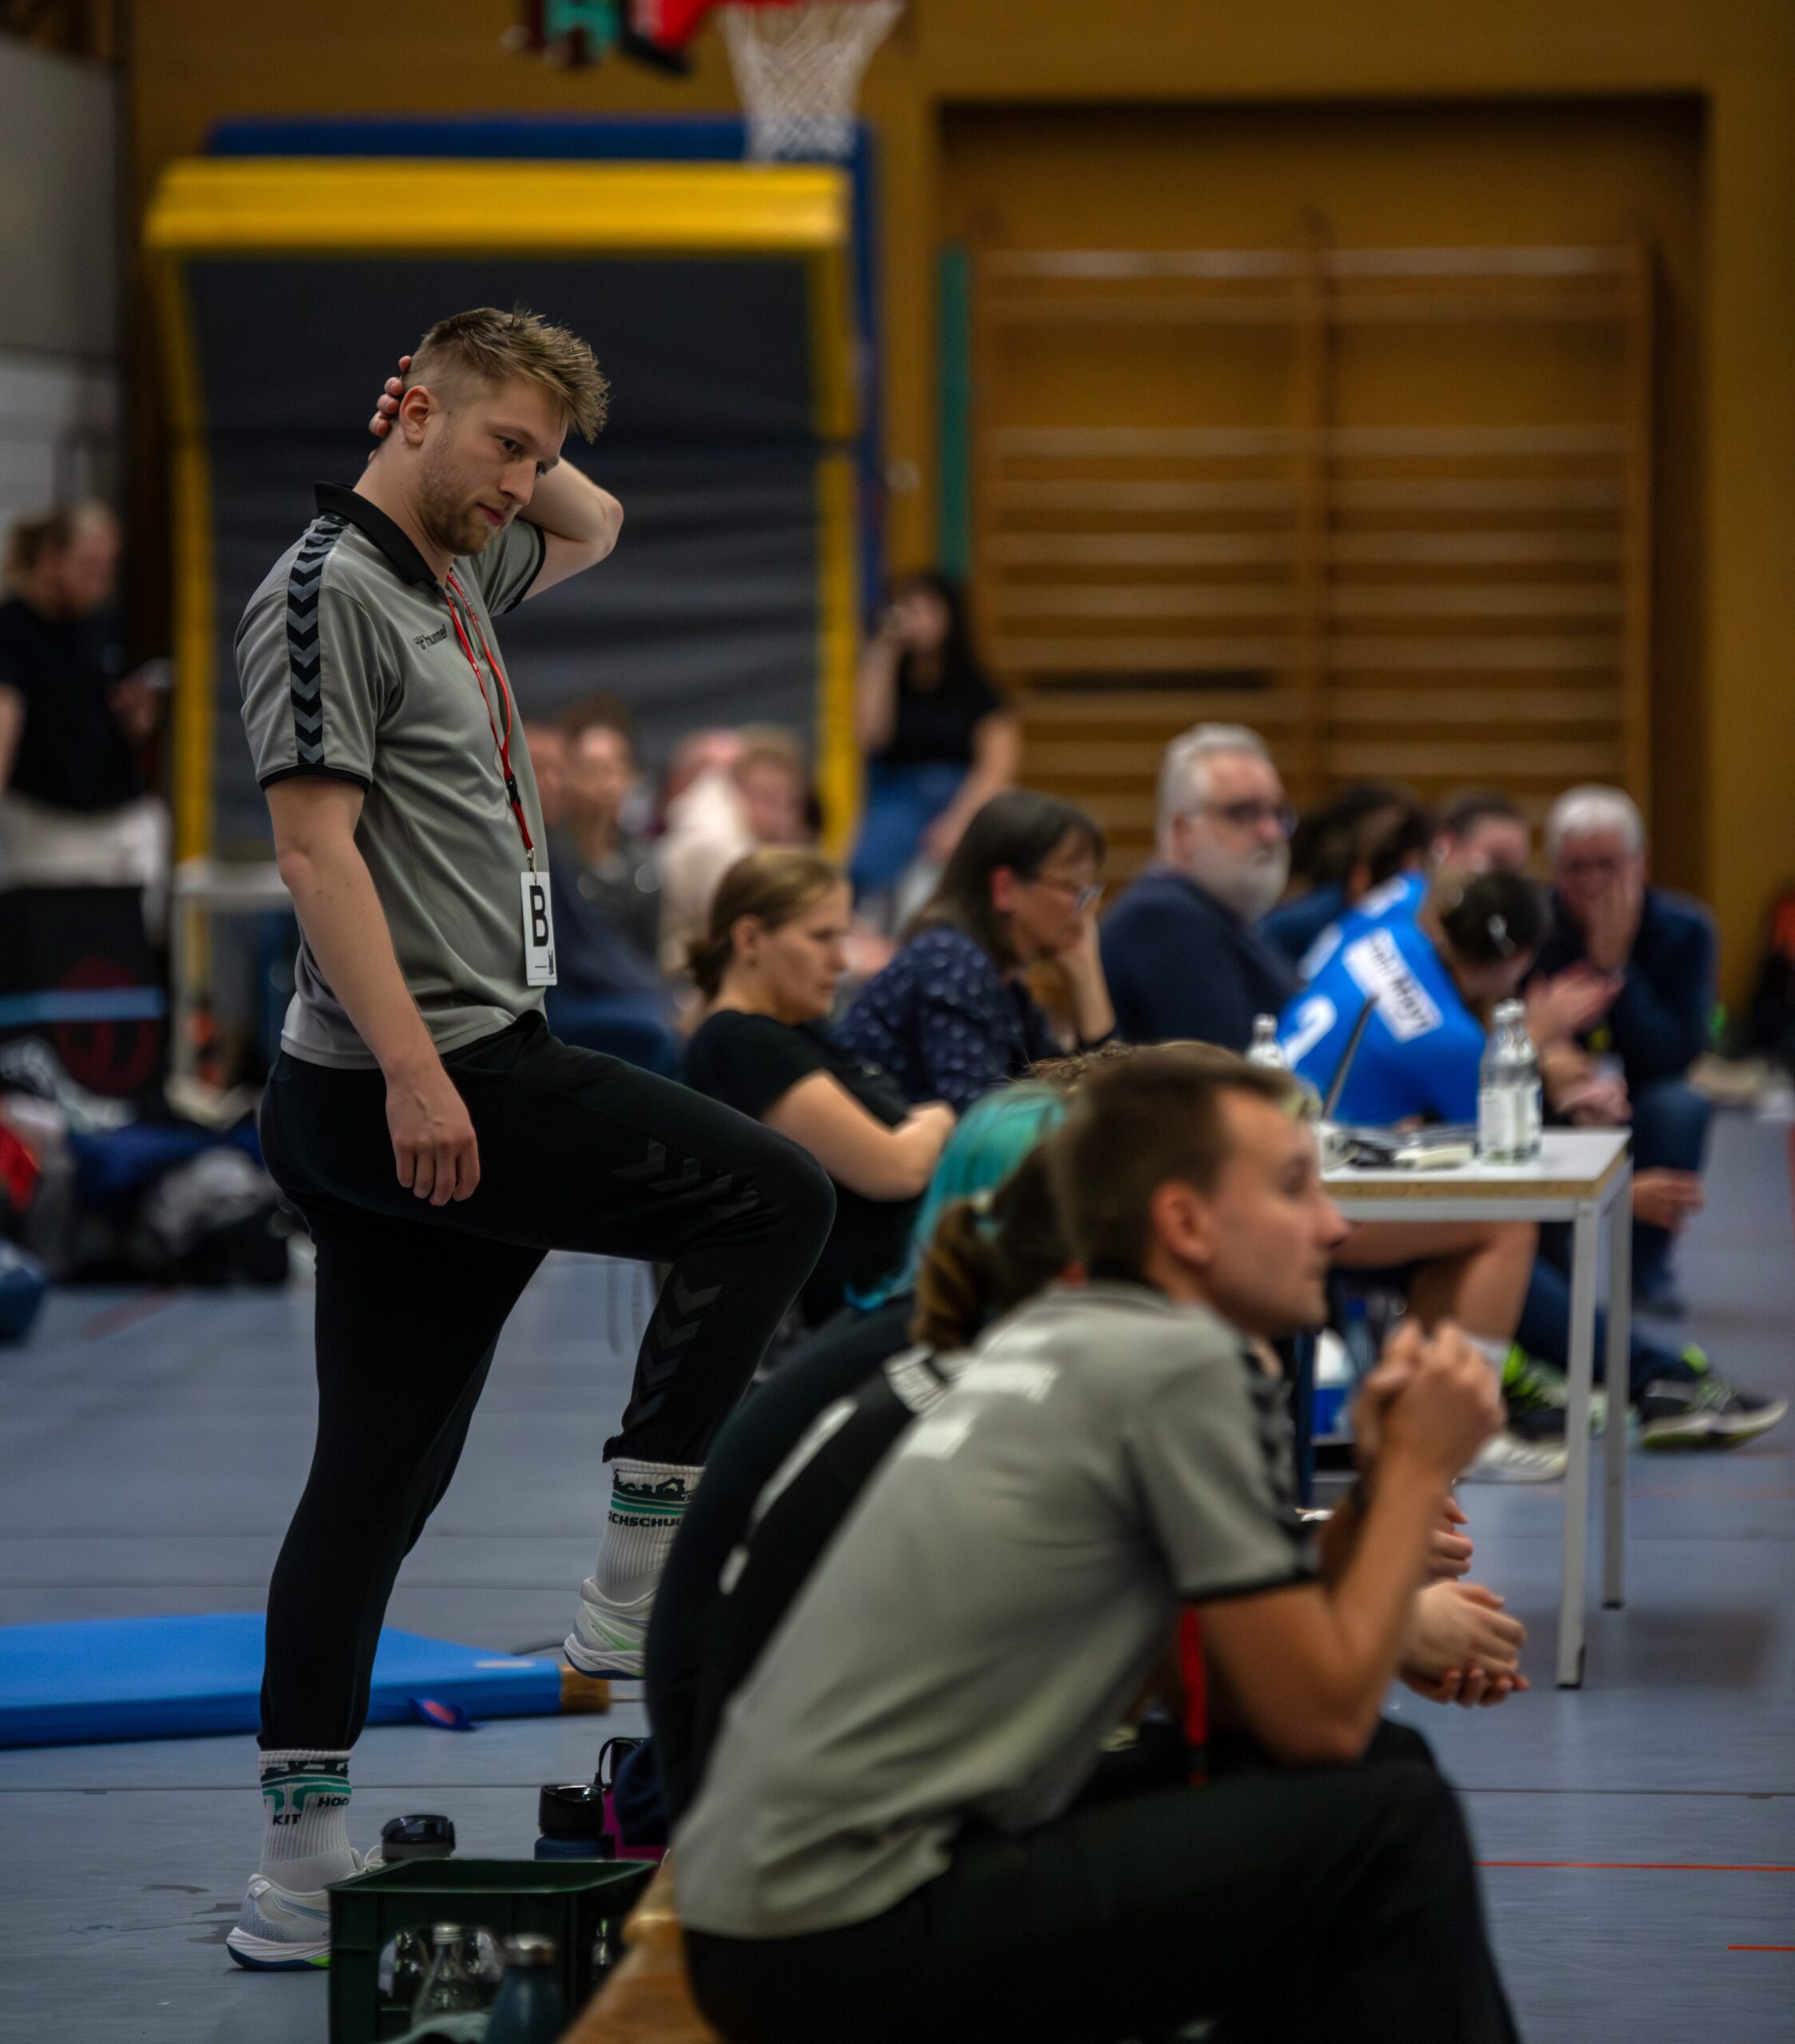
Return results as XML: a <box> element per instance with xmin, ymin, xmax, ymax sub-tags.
<box><xmin>286</xmin><ymin>514</ymin><xmax>347</xmax><ymax>767</ymax></box>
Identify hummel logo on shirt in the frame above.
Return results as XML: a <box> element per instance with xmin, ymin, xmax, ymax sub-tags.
<box><xmin>413</xmin><ymin>624</ymin><xmax>448</xmax><ymax>650</ymax></box>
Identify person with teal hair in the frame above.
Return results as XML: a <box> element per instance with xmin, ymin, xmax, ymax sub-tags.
<box><xmin>855</xmin><ymin>1079</ymin><xmax>1069</xmax><ymax>1311</ymax></box>
<box><xmin>646</xmin><ymin>1075</ymin><xmax>1081</xmax><ymax>1822</ymax></box>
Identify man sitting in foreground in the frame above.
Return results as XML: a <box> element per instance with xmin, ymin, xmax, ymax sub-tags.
<box><xmin>674</xmin><ymin>1045</ymin><xmax>1520</xmax><ymax>2044</ymax></box>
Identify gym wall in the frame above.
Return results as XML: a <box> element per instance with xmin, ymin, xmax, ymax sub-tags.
<box><xmin>124</xmin><ymin>0</ymin><xmax>1795</xmax><ymax>1002</ymax></box>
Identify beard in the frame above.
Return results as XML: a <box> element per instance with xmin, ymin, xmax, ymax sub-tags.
<box><xmin>416</xmin><ymin>438</ymin><xmax>498</xmax><ymax>561</ymax></box>
<box><xmin>1183</xmin><ymin>838</ymin><xmax>1290</xmax><ymax>921</ymax></box>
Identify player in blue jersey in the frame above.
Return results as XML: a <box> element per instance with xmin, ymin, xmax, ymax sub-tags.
<box><xmin>1284</xmin><ymin>869</ymin><xmax>1785</xmax><ymax>1454</ymax></box>
<box><xmin>1282</xmin><ymin>869</ymin><xmax>1541</xmax><ymax>1127</ymax></box>
<box><xmin>1295</xmin><ymin>789</ymin><xmax>1531</xmax><ymax>983</ymax></box>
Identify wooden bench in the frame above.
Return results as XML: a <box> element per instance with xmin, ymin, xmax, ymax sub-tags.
<box><xmin>564</xmin><ymin>1856</ymin><xmax>722</xmax><ymax>2044</ymax></box>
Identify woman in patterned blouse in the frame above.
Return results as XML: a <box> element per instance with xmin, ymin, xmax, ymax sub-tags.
<box><xmin>836</xmin><ymin>791</ymin><xmax>1114</xmax><ymax>1111</ymax></box>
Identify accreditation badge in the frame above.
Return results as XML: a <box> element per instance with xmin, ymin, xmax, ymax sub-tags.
<box><xmin>521</xmin><ymin>869</ymin><xmax>557</xmax><ymax>987</ymax></box>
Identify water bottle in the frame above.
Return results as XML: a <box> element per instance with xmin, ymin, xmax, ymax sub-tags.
<box><xmin>1477</xmin><ymin>1000</ymin><xmax>1542</xmax><ymax>1163</ymax></box>
<box><xmin>486</xmin><ymin>1933</ymin><xmax>567</xmax><ymax>2044</ymax></box>
<box><xmin>378</xmin><ymin>1812</ymin><xmax>455</xmax><ymax>1863</ymax></box>
<box><xmin>1246</xmin><ymin>1015</ymin><xmax>1286</xmax><ymax>1069</ymax></box>
<box><xmin>536</xmin><ymin>1781</ymin><xmax>616</xmax><ymax>1860</ymax></box>
<box><xmin>412</xmin><ymin>1922</ymin><xmax>487</xmax><ymax>2018</ymax></box>
<box><xmin>1341</xmin><ymin>1293</ymin><xmax>1379</xmax><ymax>1383</ymax></box>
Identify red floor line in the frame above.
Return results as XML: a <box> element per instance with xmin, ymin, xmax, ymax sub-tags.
<box><xmin>1480</xmin><ymin>1860</ymin><xmax>1795</xmax><ymax>1873</ymax></box>
<box><xmin>80</xmin><ymin>1289</ymin><xmax>177</xmax><ymax>1341</ymax></box>
<box><xmin>1729</xmin><ymin>1945</ymin><xmax>1795</xmax><ymax>1952</ymax></box>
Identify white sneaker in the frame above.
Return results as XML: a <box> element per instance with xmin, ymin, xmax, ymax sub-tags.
<box><xmin>1461</xmin><ymin>1430</ymin><xmax>1569</xmax><ymax>1484</ymax></box>
<box><xmin>226</xmin><ymin>1848</ymin><xmax>377</xmax><ymax>1971</ymax></box>
<box><xmin>565</xmin><ymin>1575</ymin><xmax>652</xmax><ymax>1680</ymax></box>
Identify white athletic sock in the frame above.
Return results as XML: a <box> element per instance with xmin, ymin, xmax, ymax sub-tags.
<box><xmin>256</xmin><ymin>1749</ymin><xmax>355</xmax><ymax>1891</ymax></box>
<box><xmin>592</xmin><ymin>1460</ymin><xmax>702</xmax><ymax>1606</ymax></box>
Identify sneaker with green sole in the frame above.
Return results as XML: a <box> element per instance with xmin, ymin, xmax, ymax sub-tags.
<box><xmin>1501</xmin><ymin>1347</ymin><xmax>1606</xmax><ymax>1436</ymax></box>
<box><xmin>1638</xmin><ymin>1348</ymin><xmax>1788</xmax><ymax>1450</ymax></box>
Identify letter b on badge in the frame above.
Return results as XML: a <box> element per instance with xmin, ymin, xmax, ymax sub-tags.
<box><xmin>520</xmin><ymin>871</ymin><xmax>557</xmax><ymax>987</ymax></box>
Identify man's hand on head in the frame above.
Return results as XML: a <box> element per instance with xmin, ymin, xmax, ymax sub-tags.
<box><xmin>368</xmin><ymin>355</ymin><xmax>412</xmax><ymax>451</ymax></box>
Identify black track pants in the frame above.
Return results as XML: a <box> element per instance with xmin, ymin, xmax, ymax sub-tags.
<box><xmin>686</xmin><ymin>1725</ymin><xmax>1520</xmax><ymax>2044</ymax></box>
<box><xmin>256</xmin><ymin>1015</ymin><xmax>834</xmax><ymax>1752</ymax></box>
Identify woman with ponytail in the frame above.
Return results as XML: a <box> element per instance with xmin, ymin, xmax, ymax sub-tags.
<box><xmin>681</xmin><ymin>848</ymin><xmax>954</xmax><ymax>1329</ymax></box>
<box><xmin>648</xmin><ymin>1080</ymin><xmax>1077</xmax><ymax>1824</ymax></box>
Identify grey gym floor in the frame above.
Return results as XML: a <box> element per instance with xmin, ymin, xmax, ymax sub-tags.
<box><xmin>2</xmin><ymin>1114</ymin><xmax>1791</xmax><ymax>2042</ymax></box>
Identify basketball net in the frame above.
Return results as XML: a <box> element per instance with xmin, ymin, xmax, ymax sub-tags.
<box><xmin>718</xmin><ymin>0</ymin><xmax>901</xmax><ymax>160</ymax></box>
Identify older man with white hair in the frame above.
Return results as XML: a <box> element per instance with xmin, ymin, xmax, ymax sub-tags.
<box><xmin>1529</xmin><ymin>785</ymin><xmax>1714</xmax><ymax>1317</ymax></box>
<box><xmin>1100</xmin><ymin>724</ymin><xmax>1299</xmax><ymax>1050</ymax></box>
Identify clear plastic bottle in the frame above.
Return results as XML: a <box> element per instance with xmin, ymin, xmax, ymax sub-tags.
<box><xmin>1477</xmin><ymin>999</ymin><xmax>1542</xmax><ymax>1163</ymax></box>
<box><xmin>486</xmin><ymin>1933</ymin><xmax>567</xmax><ymax>2044</ymax></box>
<box><xmin>413</xmin><ymin>1922</ymin><xmax>488</xmax><ymax>2018</ymax></box>
<box><xmin>1246</xmin><ymin>1015</ymin><xmax>1286</xmax><ymax>1069</ymax></box>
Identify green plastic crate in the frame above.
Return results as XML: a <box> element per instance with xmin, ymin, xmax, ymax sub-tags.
<box><xmin>327</xmin><ymin>1856</ymin><xmax>652</xmax><ymax>2043</ymax></box>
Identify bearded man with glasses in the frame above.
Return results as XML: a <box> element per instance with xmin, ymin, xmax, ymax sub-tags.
<box><xmin>1101</xmin><ymin>723</ymin><xmax>1302</xmax><ymax>1051</ymax></box>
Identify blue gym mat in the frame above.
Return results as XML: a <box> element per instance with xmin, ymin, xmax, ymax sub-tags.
<box><xmin>0</xmin><ymin>1614</ymin><xmax>564</xmax><ymax>1747</ymax></box>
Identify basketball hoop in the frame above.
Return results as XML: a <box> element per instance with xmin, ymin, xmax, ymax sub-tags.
<box><xmin>717</xmin><ymin>0</ymin><xmax>902</xmax><ymax>160</ymax></box>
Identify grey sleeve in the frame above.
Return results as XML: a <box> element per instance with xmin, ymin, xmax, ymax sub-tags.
<box><xmin>237</xmin><ymin>580</ymin><xmax>390</xmax><ymax>792</ymax></box>
<box><xmin>1123</xmin><ymin>1361</ymin><xmax>1317</xmax><ymax>1604</ymax></box>
<box><xmin>463</xmin><ymin>517</ymin><xmax>547</xmax><ymax>616</ymax></box>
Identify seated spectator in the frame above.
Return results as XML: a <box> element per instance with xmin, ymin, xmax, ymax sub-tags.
<box><xmin>673</xmin><ymin>1044</ymin><xmax>1521</xmax><ymax>2044</ymax></box>
<box><xmin>1531</xmin><ymin>785</ymin><xmax>1714</xmax><ymax>1317</ymax></box>
<box><xmin>683</xmin><ymin>849</ymin><xmax>953</xmax><ymax>1328</ymax></box>
<box><xmin>521</xmin><ymin>714</ymin><xmax>569</xmax><ymax>830</ymax></box>
<box><xmin>837</xmin><ymin>790</ymin><xmax>1112</xmax><ymax>1111</ymax></box>
<box><xmin>1295</xmin><ymin>786</ymin><xmax>1534</xmax><ymax>980</ymax></box>
<box><xmin>1100</xmin><ymin>723</ymin><xmax>1298</xmax><ymax>1050</ymax></box>
<box><xmin>658</xmin><ymin>725</ymin><xmax>809</xmax><ymax>976</ymax></box>
<box><xmin>648</xmin><ymin>1077</ymin><xmax>1074</xmax><ymax>1825</ymax></box>
<box><xmin>650</xmin><ymin>1062</ymin><xmax>1525</xmax><ymax>1833</ymax></box>
<box><xmin>850</xmin><ymin>572</ymin><xmax>1020</xmax><ymax>914</ymax></box>
<box><xmin>1283</xmin><ymin>870</ymin><xmax>1785</xmax><ymax>1451</ymax></box>
<box><xmin>1282</xmin><ymin>869</ymin><xmax>1562</xmax><ymax>1481</ymax></box>
<box><xmin>1261</xmin><ymin>782</ymin><xmax>1430</xmax><ymax>967</ymax></box>
<box><xmin>0</xmin><ymin>505</ymin><xmax>168</xmax><ymax>929</ymax></box>
<box><xmin>545</xmin><ymin>699</ymin><xmax>678</xmax><ymax>1076</ymax></box>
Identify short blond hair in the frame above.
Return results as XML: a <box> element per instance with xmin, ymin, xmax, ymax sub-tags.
<box><xmin>406</xmin><ymin>305</ymin><xmax>609</xmax><ymax>442</ymax></box>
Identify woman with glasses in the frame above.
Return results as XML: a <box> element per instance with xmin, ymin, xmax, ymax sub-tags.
<box><xmin>837</xmin><ymin>791</ymin><xmax>1114</xmax><ymax>1112</ymax></box>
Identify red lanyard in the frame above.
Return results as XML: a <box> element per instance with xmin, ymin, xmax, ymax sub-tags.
<box><xmin>444</xmin><ymin>571</ymin><xmax>536</xmax><ymax>870</ymax></box>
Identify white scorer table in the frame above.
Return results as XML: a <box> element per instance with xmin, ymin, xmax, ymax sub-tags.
<box><xmin>1323</xmin><ymin>1128</ymin><xmax>1632</xmax><ymax>1688</ymax></box>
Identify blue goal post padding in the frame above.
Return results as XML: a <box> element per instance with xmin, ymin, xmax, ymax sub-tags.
<box><xmin>0</xmin><ymin>1614</ymin><xmax>564</xmax><ymax>1748</ymax></box>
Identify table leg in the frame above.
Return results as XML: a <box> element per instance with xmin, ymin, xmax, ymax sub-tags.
<box><xmin>1556</xmin><ymin>1203</ymin><xmax>1599</xmax><ymax>1688</ymax></box>
<box><xmin>1603</xmin><ymin>1171</ymin><xmax>1632</xmax><ymax>1608</ymax></box>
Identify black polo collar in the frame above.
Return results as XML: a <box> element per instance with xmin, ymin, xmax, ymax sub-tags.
<box><xmin>313</xmin><ymin>482</ymin><xmax>439</xmax><ymax>591</ymax></box>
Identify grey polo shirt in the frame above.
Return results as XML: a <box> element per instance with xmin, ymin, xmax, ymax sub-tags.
<box><xmin>237</xmin><ymin>484</ymin><xmax>550</xmax><ymax>1068</ymax></box>
<box><xmin>672</xmin><ymin>1281</ymin><xmax>1317</xmax><ymax>1940</ymax></box>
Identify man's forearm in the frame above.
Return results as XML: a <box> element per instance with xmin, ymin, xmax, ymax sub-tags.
<box><xmin>279</xmin><ymin>836</ymin><xmax>438</xmax><ymax>1079</ymax></box>
<box><xmin>525</xmin><ymin>460</ymin><xmax>623</xmax><ymax>550</ymax></box>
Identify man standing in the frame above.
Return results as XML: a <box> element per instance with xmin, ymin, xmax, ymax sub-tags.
<box><xmin>1531</xmin><ymin>785</ymin><xmax>1714</xmax><ymax>1315</ymax></box>
<box><xmin>1100</xmin><ymin>723</ymin><xmax>1298</xmax><ymax>1049</ymax></box>
<box><xmin>228</xmin><ymin>308</ymin><xmax>831</xmax><ymax>1969</ymax></box>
